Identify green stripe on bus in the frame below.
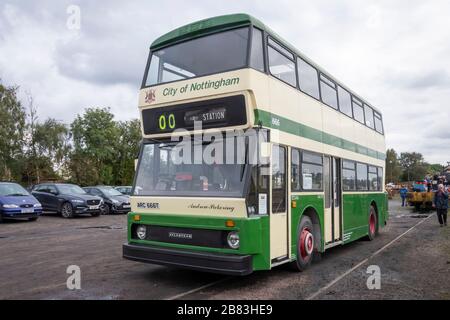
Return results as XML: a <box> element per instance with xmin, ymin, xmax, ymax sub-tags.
<box><xmin>254</xmin><ymin>109</ymin><xmax>386</xmax><ymax>161</ymax></box>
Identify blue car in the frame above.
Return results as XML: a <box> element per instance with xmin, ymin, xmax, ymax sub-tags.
<box><xmin>0</xmin><ymin>182</ymin><xmax>42</xmax><ymax>222</ymax></box>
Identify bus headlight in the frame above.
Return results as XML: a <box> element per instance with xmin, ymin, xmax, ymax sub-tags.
<box><xmin>227</xmin><ymin>231</ymin><xmax>240</xmax><ymax>249</ymax></box>
<box><xmin>136</xmin><ymin>225</ymin><xmax>147</xmax><ymax>240</ymax></box>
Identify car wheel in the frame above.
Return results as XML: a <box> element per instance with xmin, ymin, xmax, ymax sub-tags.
<box><xmin>100</xmin><ymin>204</ymin><xmax>110</xmax><ymax>215</ymax></box>
<box><xmin>61</xmin><ymin>202</ymin><xmax>74</xmax><ymax>219</ymax></box>
<box><xmin>290</xmin><ymin>215</ymin><xmax>316</xmax><ymax>272</ymax></box>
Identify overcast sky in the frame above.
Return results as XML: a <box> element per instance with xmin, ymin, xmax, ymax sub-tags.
<box><xmin>0</xmin><ymin>0</ymin><xmax>449</xmax><ymax>164</ymax></box>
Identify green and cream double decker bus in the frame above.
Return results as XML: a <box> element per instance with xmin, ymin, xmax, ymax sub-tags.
<box><xmin>123</xmin><ymin>14</ymin><xmax>387</xmax><ymax>275</ymax></box>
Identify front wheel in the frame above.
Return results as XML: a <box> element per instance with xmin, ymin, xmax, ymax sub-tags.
<box><xmin>290</xmin><ymin>216</ymin><xmax>316</xmax><ymax>272</ymax></box>
<box><xmin>61</xmin><ymin>202</ymin><xmax>74</xmax><ymax>219</ymax></box>
<box><xmin>367</xmin><ymin>206</ymin><xmax>378</xmax><ymax>241</ymax></box>
<box><xmin>100</xmin><ymin>204</ymin><xmax>110</xmax><ymax>215</ymax></box>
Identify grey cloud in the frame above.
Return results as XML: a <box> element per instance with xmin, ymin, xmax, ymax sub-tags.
<box><xmin>405</xmin><ymin>71</ymin><xmax>450</xmax><ymax>90</ymax></box>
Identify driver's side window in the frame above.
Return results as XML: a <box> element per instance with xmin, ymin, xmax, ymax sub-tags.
<box><xmin>47</xmin><ymin>186</ymin><xmax>58</xmax><ymax>195</ymax></box>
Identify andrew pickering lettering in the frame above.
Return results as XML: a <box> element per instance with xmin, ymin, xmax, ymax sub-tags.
<box><xmin>188</xmin><ymin>203</ymin><xmax>235</xmax><ymax>213</ymax></box>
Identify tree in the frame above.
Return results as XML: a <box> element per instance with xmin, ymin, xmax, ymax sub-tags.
<box><xmin>112</xmin><ymin>119</ymin><xmax>141</xmax><ymax>185</ymax></box>
<box><xmin>0</xmin><ymin>82</ymin><xmax>26</xmax><ymax>181</ymax></box>
<box><xmin>69</xmin><ymin>107</ymin><xmax>120</xmax><ymax>186</ymax></box>
<box><xmin>68</xmin><ymin>108</ymin><xmax>141</xmax><ymax>186</ymax></box>
<box><xmin>427</xmin><ymin>163</ymin><xmax>444</xmax><ymax>176</ymax></box>
<box><xmin>22</xmin><ymin>96</ymin><xmax>71</xmax><ymax>185</ymax></box>
<box><xmin>385</xmin><ymin>148</ymin><xmax>401</xmax><ymax>183</ymax></box>
<box><xmin>399</xmin><ymin>152</ymin><xmax>427</xmax><ymax>182</ymax></box>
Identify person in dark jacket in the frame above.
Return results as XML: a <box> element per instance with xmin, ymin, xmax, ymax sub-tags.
<box><xmin>433</xmin><ymin>184</ymin><xmax>448</xmax><ymax>227</ymax></box>
<box><xmin>399</xmin><ymin>185</ymin><xmax>408</xmax><ymax>207</ymax></box>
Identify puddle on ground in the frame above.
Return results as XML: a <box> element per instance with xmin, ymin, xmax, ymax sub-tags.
<box><xmin>77</xmin><ymin>225</ymin><xmax>123</xmax><ymax>230</ymax></box>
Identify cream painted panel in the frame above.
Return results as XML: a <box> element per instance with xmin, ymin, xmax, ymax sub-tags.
<box><xmin>139</xmin><ymin>69</ymin><xmax>253</xmax><ymax>108</ymax></box>
<box><xmin>334</xmin><ymin>206</ymin><xmax>341</xmax><ymax>241</ymax></box>
<box><xmin>270</xmin><ymin>213</ymin><xmax>288</xmax><ymax>259</ymax></box>
<box><xmin>130</xmin><ymin>196</ymin><xmax>247</xmax><ymax>218</ymax></box>
<box><xmin>324</xmin><ymin>207</ymin><xmax>333</xmax><ymax>243</ymax></box>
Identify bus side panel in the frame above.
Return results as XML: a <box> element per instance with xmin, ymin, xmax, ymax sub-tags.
<box><xmin>127</xmin><ymin>213</ymin><xmax>272</xmax><ymax>271</ymax></box>
<box><xmin>290</xmin><ymin>194</ymin><xmax>325</xmax><ymax>256</ymax></box>
<box><xmin>342</xmin><ymin>193</ymin><xmax>387</xmax><ymax>243</ymax></box>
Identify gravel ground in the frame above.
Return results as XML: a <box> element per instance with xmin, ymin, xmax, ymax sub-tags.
<box><xmin>0</xmin><ymin>199</ymin><xmax>448</xmax><ymax>300</ymax></box>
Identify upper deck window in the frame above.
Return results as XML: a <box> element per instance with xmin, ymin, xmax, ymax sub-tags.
<box><xmin>364</xmin><ymin>104</ymin><xmax>375</xmax><ymax>129</ymax></box>
<box><xmin>374</xmin><ymin>112</ymin><xmax>384</xmax><ymax>134</ymax></box>
<box><xmin>144</xmin><ymin>27</ymin><xmax>249</xmax><ymax>87</ymax></box>
<box><xmin>352</xmin><ymin>97</ymin><xmax>365</xmax><ymax>124</ymax></box>
<box><xmin>337</xmin><ymin>85</ymin><xmax>352</xmax><ymax>117</ymax></box>
<box><xmin>297</xmin><ymin>58</ymin><xmax>320</xmax><ymax>99</ymax></box>
<box><xmin>250</xmin><ymin>28</ymin><xmax>265</xmax><ymax>72</ymax></box>
<box><xmin>268</xmin><ymin>38</ymin><xmax>296</xmax><ymax>87</ymax></box>
<box><xmin>320</xmin><ymin>74</ymin><xmax>338</xmax><ymax>110</ymax></box>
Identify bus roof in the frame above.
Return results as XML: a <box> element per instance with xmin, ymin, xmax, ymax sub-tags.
<box><xmin>150</xmin><ymin>13</ymin><xmax>383</xmax><ymax>115</ymax></box>
<box><xmin>151</xmin><ymin>14</ymin><xmax>262</xmax><ymax>50</ymax></box>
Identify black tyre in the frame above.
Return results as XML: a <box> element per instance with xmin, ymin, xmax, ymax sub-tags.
<box><xmin>0</xmin><ymin>214</ymin><xmax>3</xmax><ymax>223</ymax></box>
<box><xmin>28</xmin><ymin>217</ymin><xmax>38</xmax><ymax>222</ymax></box>
<box><xmin>290</xmin><ymin>215</ymin><xmax>316</xmax><ymax>272</ymax></box>
<box><xmin>61</xmin><ymin>202</ymin><xmax>74</xmax><ymax>219</ymax></box>
<box><xmin>100</xmin><ymin>204</ymin><xmax>110</xmax><ymax>215</ymax></box>
<box><xmin>367</xmin><ymin>205</ymin><xmax>378</xmax><ymax>241</ymax></box>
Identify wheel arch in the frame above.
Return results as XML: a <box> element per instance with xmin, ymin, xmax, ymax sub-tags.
<box><xmin>299</xmin><ymin>206</ymin><xmax>323</xmax><ymax>253</ymax></box>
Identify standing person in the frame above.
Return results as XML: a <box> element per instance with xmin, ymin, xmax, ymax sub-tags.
<box><xmin>433</xmin><ymin>184</ymin><xmax>448</xmax><ymax>227</ymax></box>
<box><xmin>399</xmin><ymin>185</ymin><xmax>408</xmax><ymax>207</ymax></box>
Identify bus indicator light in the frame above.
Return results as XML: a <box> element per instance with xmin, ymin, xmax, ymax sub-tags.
<box><xmin>291</xmin><ymin>200</ymin><xmax>297</xmax><ymax>208</ymax></box>
<box><xmin>133</xmin><ymin>215</ymin><xmax>141</xmax><ymax>221</ymax></box>
<box><xmin>226</xmin><ymin>220</ymin><xmax>235</xmax><ymax>228</ymax></box>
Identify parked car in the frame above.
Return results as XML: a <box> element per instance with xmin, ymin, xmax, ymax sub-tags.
<box><xmin>84</xmin><ymin>186</ymin><xmax>131</xmax><ymax>215</ymax></box>
<box><xmin>32</xmin><ymin>183</ymin><xmax>102</xmax><ymax>218</ymax></box>
<box><xmin>114</xmin><ymin>186</ymin><xmax>133</xmax><ymax>196</ymax></box>
<box><xmin>0</xmin><ymin>182</ymin><xmax>42</xmax><ymax>222</ymax></box>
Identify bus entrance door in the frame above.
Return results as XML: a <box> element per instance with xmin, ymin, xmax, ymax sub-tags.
<box><xmin>270</xmin><ymin>145</ymin><xmax>289</xmax><ymax>262</ymax></box>
<box><xmin>324</xmin><ymin>156</ymin><xmax>343</xmax><ymax>245</ymax></box>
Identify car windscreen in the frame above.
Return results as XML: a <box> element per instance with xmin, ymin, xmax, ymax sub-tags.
<box><xmin>0</xmin><ymin>183</ymin><xmax>29</xmax><ymax>196</ymax></box>
<box><xmin>99</xmin><ymin>187</ymin><xmax>123</xmax><ymax>196</ymax></box>
<box><xmin>57</xmin><ymin>185</ymin><xmax>87</xmax><ymax>195</ymax></box>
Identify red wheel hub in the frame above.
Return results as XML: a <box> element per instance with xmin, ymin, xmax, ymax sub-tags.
<box><xmin>299</xmin><ymin>227</ymin><xmax>314</xmax><ymax>259</ymax></box>
<box><xmin>369</xmin><ymin>213</ymin><xmax>376</xmax><ymax>235</ymax></box>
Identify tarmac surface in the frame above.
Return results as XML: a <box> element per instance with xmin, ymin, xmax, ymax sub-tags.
<box><xmin>0</xmin><ymin>198</ymin><xmax>448</xmax><ymax>300</ymax></box>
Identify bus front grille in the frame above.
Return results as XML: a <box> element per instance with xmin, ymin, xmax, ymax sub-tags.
<box><xmin>132</xmin><ymin>224</ymin><xmax>229</xmax><ymax>249</ymax></box>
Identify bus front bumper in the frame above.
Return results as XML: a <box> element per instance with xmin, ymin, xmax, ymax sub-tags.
<box><xmin>123</xmin><ymin>243</ymin><xmax>253</xmax><ymax>276</ymax></box>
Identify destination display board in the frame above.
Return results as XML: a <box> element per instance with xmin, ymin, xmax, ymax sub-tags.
<box><xmin>141</xmin><ymin>95</ymin><xmax>247</xmax><ymax>134</ymax></box>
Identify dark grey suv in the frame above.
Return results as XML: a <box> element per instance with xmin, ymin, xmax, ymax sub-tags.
<box><xmin>32</xmin><ymin>183</ymin><xmax>103</xmax><ymax>218</ymax></box>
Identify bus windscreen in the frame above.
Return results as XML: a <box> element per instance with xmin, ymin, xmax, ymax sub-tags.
<box><xmin>133</xmin><ymin>137</ymin><xmax>249</xmax><ymax>197</ymax></box>
<box><xmin>144</xmin><ymin>27</ymin><xmax>249</xmax><ymax>87</ymax></box>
